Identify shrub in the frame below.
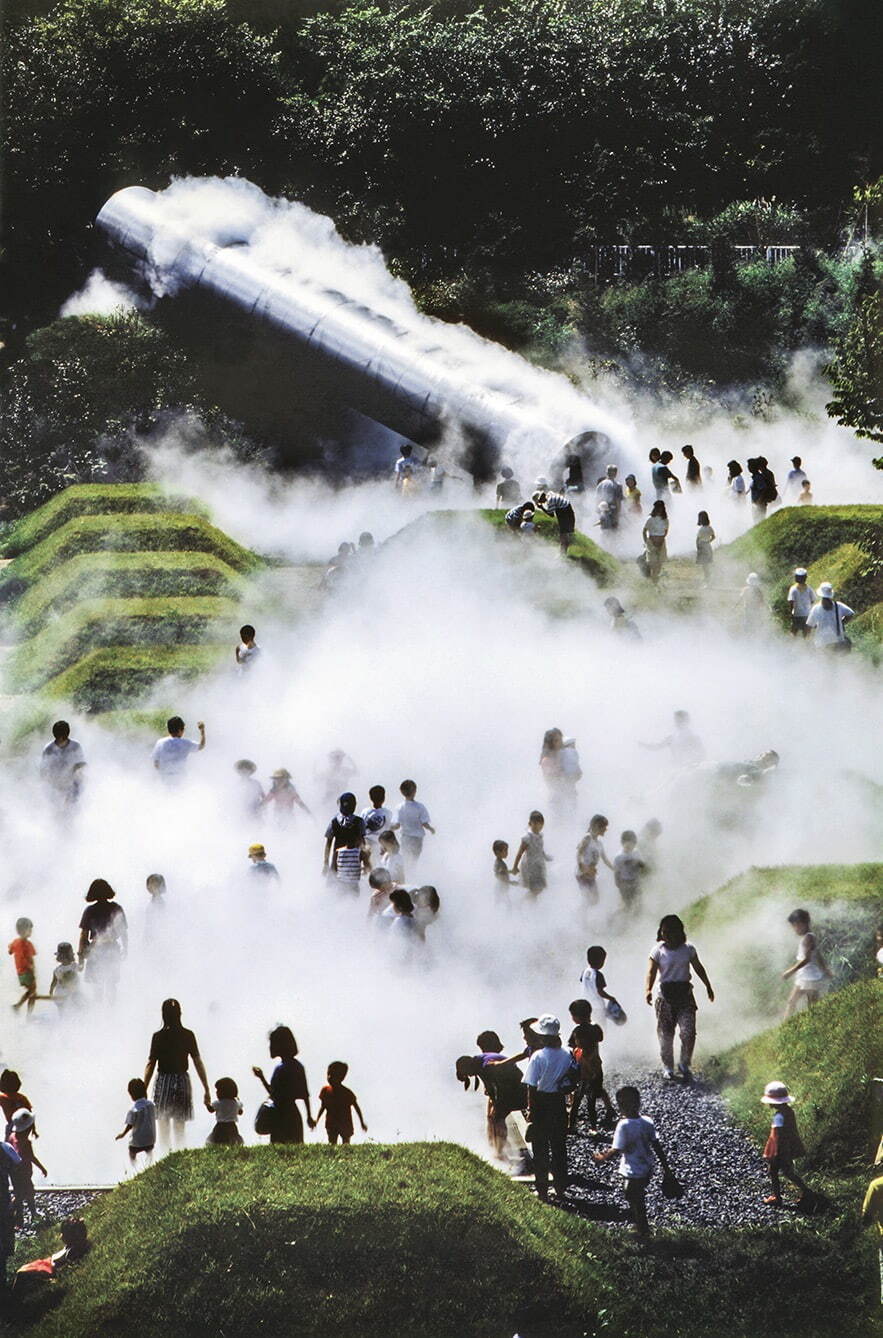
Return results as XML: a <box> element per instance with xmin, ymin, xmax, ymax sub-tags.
<box><xmin>0</xmin><ymin>483</ymin><xmax>201</xmax><ymax>558</ymax></box>
<box><xmin>14</xmin><ymin>551</ymin><xmax>244</xmax><ymax>634</ymax></box>
<box><xmin>44</xmin><ymin>644</ymin><xmax>227</xmax><ymax>712</ymax></box>
<box><xmin>4</xmin><ymin>596</ymin><xmax>236</xmax><ymax>691</ymax></box>
<box><xmin>0</xmin><ymin>512</ymin><xmax>261</xmax><ymax>594</ymax></box>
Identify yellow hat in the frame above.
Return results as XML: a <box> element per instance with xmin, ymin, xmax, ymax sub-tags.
<box><xmin>248</xmin><ymin>844</ymin><xmax>266</xmax><ymax>858</ymax></box>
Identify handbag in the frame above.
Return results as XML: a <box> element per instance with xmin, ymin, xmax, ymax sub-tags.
<box><xmin>254</xmin><ymin>1100</ymin><xmax>277</xmax><ymax>1136</ymax></box>
<box><xmin>661</xmin><ymin>1171</ymin><xmax>685</xmax><ymax>1200</ymax></box>
<box><xmin>830</xmin><ymin>599</ymin><xmax>852</xmax><ymax>653</ymax></box>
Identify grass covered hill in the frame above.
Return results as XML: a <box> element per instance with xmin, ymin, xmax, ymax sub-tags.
<box><xmin>0</xmin><ymin>484</ymin><xmax>262</xmax><ymax>713</ymax></box>
<box><xmin>12</xmin><ymin>1141</ymin><xmax>881</xmax><ymax>1338</ymax></box>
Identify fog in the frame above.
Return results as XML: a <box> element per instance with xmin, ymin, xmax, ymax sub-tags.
<box><xmin>2</xmin><ymin>179</ymin><xmax>880</xmax><ymax>1184</ymax></box>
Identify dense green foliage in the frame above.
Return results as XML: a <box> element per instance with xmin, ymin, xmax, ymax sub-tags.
<box><xmin>4</xmin><ymin>596</ymin><xmax>235</xmax><ymax>690</ymax></box>
<box><xmin>13</xmin><ymin>551</ymin><xmax>244</xmax><ymax>634</ymax></box>
<box><xmin>0</xmin><ymin>483</ymin><xmax>199</xmax><ymax>558</ymax></box>
<box><xmin>826</xmin><ymin>290</ymin><xmax>883</xmax><ymax>447</ymax></box>
<box><xmin>11</xmin><ymin>1141</ymin><xmax>880</xmax><ymax>1338</ymax></box>
<box><xmin>43</xmin><ymin>644</ymin><xmax>226</xmax><ymax>710</ymax></box>
<box><xmin>725</xmin><ymin>504</ymin><xmax>883</xmax><ymax>602</ymax></box>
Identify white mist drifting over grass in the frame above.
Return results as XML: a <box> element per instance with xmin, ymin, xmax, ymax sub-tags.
<box><xmin>1</xmin><ymin>468</ymin><xmax>881</xmax><ymax>1184</ymax></box>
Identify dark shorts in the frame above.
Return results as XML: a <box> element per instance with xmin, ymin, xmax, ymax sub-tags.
<box><xmin>17</xmin><ymin>971</ymin><xmax>35</xmax><ymax>989</ymax></box>
<box><xmin>790</xmin><ymin>616</ymin><xmax>808</xmax><ymax>635</ymax></box>
<box><xmin>556</xmin><ymin>504</ymin><xmax>576</xmax><ymax>537</ymax></box>
<box><xmin>130</xmin><ymin>1144</ymin><xmax>155</xmax><ymax>1157</ymax></box>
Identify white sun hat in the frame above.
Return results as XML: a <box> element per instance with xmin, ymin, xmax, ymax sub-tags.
<box><xmin>534</xmin><ymin>1013</ymin><xmax>560</xmax><ymax>1036</ymax></box>
<box><xmin>761</xmin><ymin>1081</ymin><xmax>794</xmax><ymax>1105</ymax></box>
<box><xmin>819</xmin><ymin>582</ymin><xmax>834</xmax><ymax>598</ymax></box>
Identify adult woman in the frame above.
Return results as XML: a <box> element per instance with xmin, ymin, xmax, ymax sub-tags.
<box><xmin>144</xmin><ymin>999</ymin><xmax>210</xmax><ymax>1148</ymax></box>
<box><xmin>540</xmin><ymin>728</ymin><xmax>581</xmax><ymax>816</ymax></box>
<box><xmin>645</xmin><ymin>915</ymin><xmax>715</xmax><ymax>1082</ymax></box>
<box><xmin>726</xmin><ymin>460</ymin><xmax>746</xmax><ymax>501</ymax></box>
<box><xmin>253</xmin><ymin>1025</ymin><xmax>313</xmax><ymax>1145</ymax></box>
<box><xmin>77</xmin><ymin>879</ymin><xmax>127</xmax><ymax>1003</ymax></box>
<box><xmin>642</xmin><ymin>502</ymin><xmax>669</xmax><ymax>583</ymax></box>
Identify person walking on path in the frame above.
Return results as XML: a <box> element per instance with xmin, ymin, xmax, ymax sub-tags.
<box><xmin>761</xmin><ymin>1081</ymin><xmax>816</xmax><ymax>1209</ymax></box>
<box><xmin>787</xmin><ymin>569</ymin><xmax>815</xmax><ymax>636</ymax></box>
<box><xmin>524</xmin><ymin>1015</ymin><xmax>574</xmax><ymax>1203</ymax></box>
<box><xmin>806</xmin><ymin>582</ymin><xmax>855</xmax><ymax>651</ymax></box>
<box><xmin>152</xmin><ymin>717</ymin><xmax>205</xmax><ymax>782</ymax></box>
<box><xmin>253</xmin><ymin>1025</ymin><xmax>314</xmax><ymax>1145</ymax></box>
<box><xmin>594</xmin><ymin>1085</ymin><xmax>675</xmax><ymax>1237</ymax></box>
<box><xmin>77</xmin><ymin>879</ymin><xmax>127</xmax><ymax>1003</ymax></box>
<box><xmin>642</xmin><ymin>502</ymin><xmax>669</xmax><ymax>583</ymax></box>
<box><xmin>40</xmin><ymin>721</ymin><xmax>85</xmax><ymax>807</ymax></box>
<box><xmin>645</xmin><ymin>914</ymin><xmax>714</xmax><ymax>1082</ymax></box>
<box><xmin>143</xmin><ymin>998</ymin><xmax>211</xmax><ymax>1150</ymax></box>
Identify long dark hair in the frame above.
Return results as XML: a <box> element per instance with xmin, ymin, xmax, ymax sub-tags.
<box><xmin>540</xmin><ymin>727</ymin><xmax>563</xmax><ymax>760</ymax></box>
<box><xmin>657</xmin><ymin>914</ymin><xmax>687</xmax><ymax>947</ymax></box>
<box><xmin>160</xmin><ymin>998</ymin><xmax>183</xmax><ymax>1030</ymax></box>
<box><xmin>650</xmin><ymin>500</ymin><xmax>668</xmax><ymax>519</ymax></box>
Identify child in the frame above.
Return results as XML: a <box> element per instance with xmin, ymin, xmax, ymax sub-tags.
<box><xmin>145</xmin><ymin>874</ymin><xmax>167</xmax><ymax>915</ymax></box>
<box><xmin>9</xmin><ymin>917</ymin><xmax>37</xmax><ymax>1013</ymax></box>
<box><xmin>311</xmin><ymin>1062</ymin><xmax>367</xmax><ymax>1145</ymax></box>
<box><xmin>783</xmin><ymin>909</ymin><xmax>832</xmax><ymax>1018</ymax></box>
<box><xmin>0</xmin><ymin>1070</ymin><xmax>32</xmax><ymax>1130</ymax></box>
<box><xmin>492</xmin><ymin>840</ymin><xmax>517</xmax><ymax>897</ymax></box>
<box><xmin>367</xmin><ymin>868</ymin><xmax>393</xmax><ymax>919</ymax></box>
<box><xmin>594</xmin><ymin>1086</ymin><xmax>673</xmax><ymax>1237</ymax></box>
<box><xmin>322</xmin><ymin>792</ymin><xmax>365</xmax><ymax>874</ymax></box>
<box><xmin>575</xmin><ymin>815</ymin><xmax>613</xmax><ymax>906</ymax></box>
<box><xmin>235</xmin><ymin>623</ymin><xmax>260</xmax><ymax>671</ymax></box>
<box><xmin>49</xmin><ymin>942</ymin><xmax>81</xmax><ymax>1010</ymax></box>
<box><xmin>378</xmin><ymin>830</ymin><xmax>405</xmax><ymax>885</ymax></box>
<box><xmin>333</xmin><ymin>829</ymin><xmax>370</xmax><ymax>896</ymax></box>
<box><xmin>798</xmin><ymin>479</ymin><xmax>813</xmax><ymax>505</ymax></box>
<box><xmin>624</xmin><ymin>474</ymin><xmax>642</xmax><ymax>514</ymax></box>
<box><xmin>695</xmin><ymin>511</ymin><xmax>715</xmax><ymax>583</ymax></box>
<box><xmin>761</xmin><ymin>1081</ymin><xmax>815</xmax><ymax>1208</ymax></box>
<box><xmin>9</xmin><ymin>1108</ymin><xmax>47</xmax><ymax>1223</ymax></box>
<box><xmin>580</xmin><ymin>945</ymin><xmax>617</xmax><ymax>1016</ymax></box>
<box><xmin>361</xmin><ymin>785</ymin><xmax>393</xmax><ymax>850</ymax></box>
<box><xmin>206</xmin><ymin>1077</ymin><xmax>244</xmax><ymax>1145</ymax></box>
<box><xmin>263</xmin><ymin>768</ymin><xmax>311</xmax><ymax>823</ymax></box>
<box><xmin>613</xmin><ymin>832</ymin><xmax>646</xmax><ymax>910</ymax></box>
<box><xmin>392</xmin><ymin>780</ymin><xmax>435</xmax><ymax>863</ymax></box>
<box><xmin>235</xmin><ymin>760</ymin><xmax>264</xmax><ymax>817</ymax></box>
<box><xmin>567</xmin><ymin>1000</ymin><xmax>616</xmax><ymax>1133</ymax></box>
<box><xmin>114</xmin><ymin>1078</ymin><xmax>156</xmax><ymax>1166</ymax></box>
<box><xmin>512</xmin><ymin>811</ymin><xmax>551</xmax><ymax>895</ymax></box>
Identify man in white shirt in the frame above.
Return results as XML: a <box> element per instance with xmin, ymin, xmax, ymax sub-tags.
<box><xmin>787</xmin><ymin>568</ymin><xmax>815</xmax><ymax>636</ymax></box>
<box><xmin>806</xmin><ymin>582</ymin><xmax>855</xmax><ymax>650</ymax></box>
<box><xmin>40</xmin><ymin>721</ymin><xmax>85</xmax><ymax>801</ymax></box>
<box><xmin>152</xmin><ymin>716</ymin><xmax>206</xmax><ymax>781</ymax></box>
<box><xmin>524</xmin><ymin>1015</ymin><xmax>574</xmax><ymax>1201</ymax></box>
<box><xmin>596</xmin><ymin>465</ymin><xmax>624</xmax><ymax>530</ymax></box>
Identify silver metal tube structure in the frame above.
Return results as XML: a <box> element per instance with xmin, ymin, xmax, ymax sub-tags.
<box><xmin>95</xmin><ymin>186</ymin><xmax>607</xmax><ymax>461</ymax></box>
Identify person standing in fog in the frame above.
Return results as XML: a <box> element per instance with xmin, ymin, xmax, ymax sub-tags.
<box><xmin>253</xmin><ymin>1025</ymin><xmax>313</xmax><ymax>1144</ymax></box>
<box><xmin>682</xmin><ymin>445</ymin><xmax>701</xmax><ymax>488</ymax></box>
<box><xmin>40</xmin><ymin>721</ymin><xmax>85</xmax><ymax>807</ymax></box>
<box><xmin>144</xmin><ymin>998</ymin><xmax>211</xmax><ymax>1150</ymax></box>
<box><xmin>524</xmin><ymin>1015</ymin><xmax>573</xmax><ymax>1203</ymax></box>
<box><xmin>642</xmin><ymin>501</ymin><xmax>669</xmax><ymax>583</ymax></box>
<box><xmin>787</xmin><ymin>569</ymin><xmax>815</xmax><ymax>637</ymax></box>
<box><xmin>726</xmin><ymin>460</ymin><xmax>747</xmax><ymax>502</ymax></box>
<box><xmin>152</xmin><ymin>717</ymin><xmax>205</xmax><ymax>782</ymax></box>
<box><xmin>77</xmin><ymin>879</ymin><xmax>127</xmax><ymax>1003</ymax></box>
<box><xmin>645</xmin><ymin>915</ymin><xmax>714</xmax><ymax>1083</ymax></box>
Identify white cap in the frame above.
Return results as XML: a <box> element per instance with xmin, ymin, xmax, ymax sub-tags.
<box><xmin>534</xmin><ymin>1013</ymin><xmax>560</xmax><ymax>1036</ymax></box>
<box><xmin>819</xmin><ymin>582</ymin><xmax>834</xmax><ymax>598</ymax></box>
<box><xmin>747</xmin><ymin>572</ymin><xmax>761</xmax><ymax>586</ymax></box>
<box><xmin>794</xmin><ymin>567</ymin><xmax>807</xmax><ymax>578</ymax></box>
<box><xmin>11</xmin><ymin>1108</ymin><xmax>35</xmax><ymax>1132</ymax></box>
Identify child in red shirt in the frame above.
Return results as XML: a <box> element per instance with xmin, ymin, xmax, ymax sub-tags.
<box><xmin>9</xmin><ymin>1107</ymin><xmax>47</xmax><ymax>1225</ymax></box>
<box><xmin>9</xmin><ymin>917</ymin><xmax>37</xmax><ymax>1013</ymax></box>
<box><xmin>761</xmin><ymin>1081</ymin><xmax>815</xmax><ymax>1208</ymax></box>
<box><xmin>310</xmin><ymin>1062</ymin><xmax>367</xmax><ymax>1145</ymax></box>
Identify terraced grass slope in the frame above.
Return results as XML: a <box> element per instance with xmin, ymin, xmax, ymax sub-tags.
<box><xmin>14</xmin><ymin>1143</ymin><xmax>879</xmax><ymax>1338</ymax></box>
<box><xmin>482</xmin><ymin>507</ymin><xmax>620</xmax><ymax>584</ymax></box>
<box><xmin>0</xmin><ymin>485</ymin><xmax>263</xmax><ymax>713</ymax></box>
<box><xmin>724</xmin><ymin>505</ymin><xmax>883</xmax><ymax>643</ymax></box>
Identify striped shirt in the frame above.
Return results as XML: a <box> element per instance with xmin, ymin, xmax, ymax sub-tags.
<box><xmin>506</xmin><ymin>504</ymin><xmax>531</xmax><ymax>526</ymax></box>
<box><xmin>539</xmin><ymin>492</ymin><xmax>571</xmax><ymax>514</ymax></box>
<box><xmin>336</xmin><ymin>847</ymin><xmax>363</xmax><ymax>885</ymax></box>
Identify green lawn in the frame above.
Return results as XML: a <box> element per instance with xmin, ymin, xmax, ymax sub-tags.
<box><xmin>0</xmin><ymin>483</ymin><xmax>201</xmax><ymax>558</ymax></box>
<box><xmin>481</xmin><ymin>507</ymin><xmax>620</xmax><ymax>585</ymax></box>
<box><xmin>42</xmin><ymin>644</ymin><xmax>228</xmax><ymax>711</ymax></box>
<box><xmin>10</xmin><ymin>1142</ymin><xmax>881</xmax><ymax>1338</ymax></box>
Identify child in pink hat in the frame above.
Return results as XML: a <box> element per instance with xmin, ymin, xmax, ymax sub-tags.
<box><xmin>761</xmin><ymin>1082</ymin><xmax>816</xmax><ymax>1209</ymax></box>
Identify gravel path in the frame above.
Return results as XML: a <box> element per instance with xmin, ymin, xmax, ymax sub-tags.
<box><xmin>559</xmin><ymin>1068</ymin><xmax>780</xmax><ymax>1232</ymax></box>
<box><xmin>15</xmin><ymin>1189</ymin><xmax>108</xmax><ymax>1240</ymax></box>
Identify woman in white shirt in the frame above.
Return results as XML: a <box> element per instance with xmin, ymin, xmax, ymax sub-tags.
<box><xmin>642</xmin><ymin>501</ymin><xmax>669</xmax><ymax>583</ymax></box>
<box><xmin>645</xmin><ymin>914</ymin><xmax>715</xmax><ymax>1081</ymax></box>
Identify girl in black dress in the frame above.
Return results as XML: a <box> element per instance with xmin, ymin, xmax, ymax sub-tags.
<box><xmin>253</xmin><ymin>1026</ymin><xmax>314</xmax><ymax>1144</ymax></box>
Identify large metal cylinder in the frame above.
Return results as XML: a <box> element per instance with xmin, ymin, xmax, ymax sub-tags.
<box><xmin>95</xmin><ymin>185</ymin><xmax>612</xmax><ymax>467</ymax></box>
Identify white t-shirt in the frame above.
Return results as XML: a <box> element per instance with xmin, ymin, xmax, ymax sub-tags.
<box><xmin>40</xmin><ymin>739</ymin><xmax>85</xmax><ymax>788</ymax></box>
<box><xmin>381</xmin><ymin>851</ymin><xmax>406</xmax><ymax>884</ymax></box>
<box><xmin>127</xmin><ymin>1098</ymin><xmax>157</xmax><ymax>1149</ymax></box>
<box><xmin>788</xmin><ymin>583</ymin><xmax>816</xmax><ymax>618</ymax></box>
<box><xmin>806</xmin><ymin>600</ymin><xmax>854</xmax><ymax>646</ymax></box>
<box><xmin>237</xmin><ymin>642</ymin><xmax>260</xmax><ymax>670</ymax></box>
<box><xmin>794</xmin><ymin>932</ymin><xmax>826</xmax><ymax>986</ymax></box>
<box><xmin>612</xmin><ymin>1115</ymin><xmax>658</xmax><ymax>1178</ymax></box>
<box><xmin>580</xmin><ymin>965</ymin><xmax>606</xmax><ymax>1012</ymax></box>
<box><xmin>361</xmin><ymin>805</ymin><xmax>393</xmax><ymax>844</ymax></box>
<box><xmin>211</xmin><ymin>1098</ymin><xmax>243</xmax><ymax>1123</ymax></box>
<box><xmin>524</xmin><ymin>1046</ymin><xmax>575</xmax><ymax>1093</ymax></box>
<box><xmin>650</xmin><ymin>941</ymin><xmax>697</xmax><ymax>983</ymax></box>
<box><xmin>396</xmin><ymin>799</ymin><xmax>430</xmax><ymax>839</ymax></box>
<box><xmin>152</xmin><ymin>736</ymin><xmax>199</xmax><ymax>775</ymax></box>
<box><xmin>559</xmin><ymin>745</ymin><xmax>581</xmax><ymax>778</ymax></box>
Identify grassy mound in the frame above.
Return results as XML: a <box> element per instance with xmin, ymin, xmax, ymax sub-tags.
<box><xmin>4</xmin><ymin>596</ymin><xmax>236</xmax><ymax>691</ymax></box>
<box><xmin>14</xmin><ymin>1144</ymin><xmax>879</xmax><ymax>1338</ymax></box>
<box><xmin>0</xmin><ymin>513</ymin><xmax>260</xmax><ymax>595</ymax></box>
<box><xmin>0</xmin><ymin>483</ymin><xmax>200</xmax><ymax>558</ymax></box>
<box><xmin>14</xmin><ymin>551</ymin><xmax>245</xmax><ymax>635</ymax></box>
<box><xmin>481</xmin><ymin>508</ymin><xmax>620</xmax><ymax>584</ymax></box>
<box><xmin>42</xmin><ymin>644</ymin><xmax>227</xmax><ymax>711</ymax></box>
<box><xmin>711</xmin><ymin>978</ymin><xmax>883</xmax><ymax>1168</ymax></box>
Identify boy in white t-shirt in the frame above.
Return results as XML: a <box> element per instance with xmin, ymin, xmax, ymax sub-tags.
<box><xmin>361</xmin><ymin>785</ymin><xmax>393</xmax><ymax>851</ymax></box>
<box><xmin>594</xmin><ymin>1085</ymin><xmax>673</xmax><ymax>1236</ymax></box>
<box><xmin>392</xmin><ymin>780</ymin><xmax>435</xmax><ymax>863</ymax></box>
<box><xmin>115</xmin><ymin>1078</ymin><xmax>156</xmax><ymax>1165</ymax></box>
<box><xmin>152</xmin><ymin>716</ymin><xmax>205</xmax><ymax>781</ymax></box>
<box><xmin>787</xmin><ymin>569</ymin><xmax>815</xmax><ymax>637</ymax></box>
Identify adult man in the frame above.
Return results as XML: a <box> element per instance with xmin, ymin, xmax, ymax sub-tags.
<box><xmin>596</xmin><ymin>465</ymin><xmax>624</xmax><ymax>530</ymax></box>
<box><xmin>152</xmin><ymin>716</ymin><xmax>206</xmax><ymax>780</ymax></box>
<box><xmin>681</xmin><ymin>444</ymin><xmax>702</xmax><ymax>487</ymax></box>
<box><xmin>785</xmin><ymin>456</ymin><xmax>808</xmax><ymax>498</ymax></box>
<box><xmin>787</xmin><ymin>568</ymin><xmax>816</xmax><ymax>636</ymax></box>
<box><xmin>531</xmin><ymin>489</ymin><xmax>576</xmax><ymax>553</ymax></box>
<box><xmin>806</xmin><ymin>582</ymin><xmax>855</xmax><ymax>651</ymax></box>
<box><xmin>524</xmin><ymin>1015</ymin><xmax>574</xmax><ymax>1202</ymax></box>
<box><xmin>40</xmin><ymin>720</ymin><xmax>85</xmax><ymax>803</ymax></box>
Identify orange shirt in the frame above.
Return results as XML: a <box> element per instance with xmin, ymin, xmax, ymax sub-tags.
<box><xmin>8</xmin><ymin>938</ymin><xmax>35</xmax><ymax>974</ymax></box>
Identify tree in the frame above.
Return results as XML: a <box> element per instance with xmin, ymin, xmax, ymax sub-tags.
<box><xmin>825</xmin><ymin>292</ymin><xmax>883</xmax><ymax>450</ymax></box>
